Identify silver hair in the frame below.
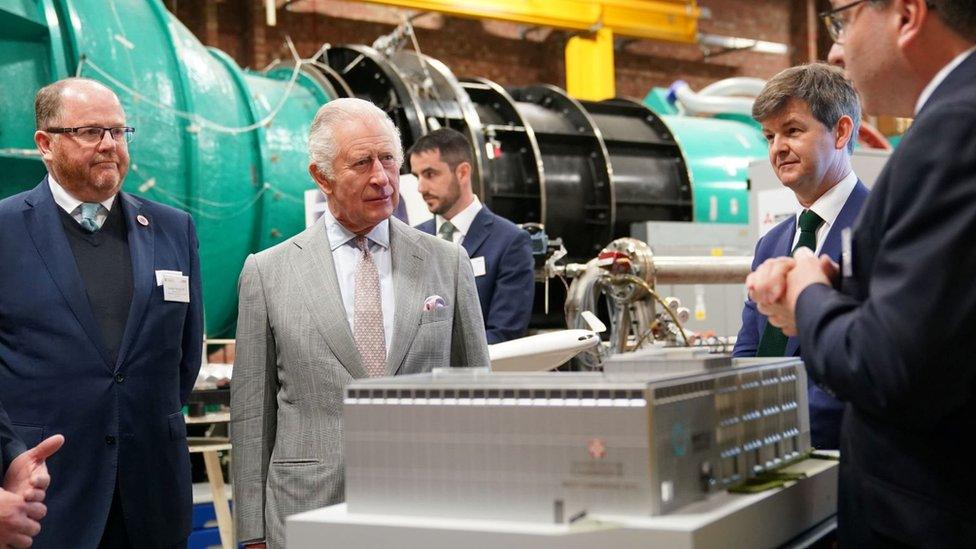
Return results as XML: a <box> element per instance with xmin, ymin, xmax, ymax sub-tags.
<box><xmin>308</xmin><ymin>97</ymin><xmax>403</xmax><ymax>180</ymax></box>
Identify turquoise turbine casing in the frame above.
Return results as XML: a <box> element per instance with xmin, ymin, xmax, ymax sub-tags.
<box><xmin>0</xmin><ymin>0</ymin><xmax>334</xmax><ymax>336</ymax></box>
<box><xmin>644</xmin><ymin>88</ymin><xmax>768</xmax><ymax>225</ymax></box>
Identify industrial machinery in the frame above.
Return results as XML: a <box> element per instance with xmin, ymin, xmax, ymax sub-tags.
<box><xmin>321</xmin><ymin>22</ymin><xmax>695</xmax><ymax>261</ymax></box>
<box><xmin>343</xmin><ymin>354</ymin><xmax>811</xmax><ymax>523</ymax></box>
<box><xmin>1</xmin><ymin>0</ymin><xmax>341</xmax><ymax>336</ymax></box>
<box><xmin>643</xmin><ymin>84</ymin><xmax>768</xmax><ymax>225</ymax></box>
<box><xmin>2</xmin><ymin>3</ymin><xmax>780</xmax><ymax>336</ymax></box>
<box><xmin>560</xmin><ymin>237</ymin><xmax>752</xmax><ymax>367</ymax></box>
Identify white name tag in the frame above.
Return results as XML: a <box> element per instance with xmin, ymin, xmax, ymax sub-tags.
<box><xmin>470</xmin><ymin>256</ymin><xmax>486</xmax><ymax>277</ymax></box>
<box><xmin>155</xmin><ymin>269</ymin><xmax>182</xmax><ymax>286</ymax></box>
<box><xmin>162</xmin><ymin>273</ymin><xmax>190</xmax><ymax>303</ymax></box>
<box><xmin>841</xmin><ymin>228</ymin><xmax>853</xmax><ymax>278</ymax></box>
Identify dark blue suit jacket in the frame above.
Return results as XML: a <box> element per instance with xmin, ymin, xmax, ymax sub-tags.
<box><xmin>734</xmin><ymin>181</ymin><xmax>869</xmax><ymax>449</ymax></box>
<box><xmin>417</xmin><ymin>205</ymin><xmax>534</xmax><ymax>344</ymax></box>
<box><xmin>0</xmin><ymin>400</ymin><xmax>25</xmax><ymax>479</ymax></box>
<box><xmin>0</xmin><ymin>179</ymin><xmax>203</xmax><ymax>548</ymax></box>
<box><xmin>796</xmin><ymin>52</ymin><xmax>976</xmax><ymax>547</ymax></box>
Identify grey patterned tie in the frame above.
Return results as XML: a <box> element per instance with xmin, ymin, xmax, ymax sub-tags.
<box><xmin>353</xmin><ymin>236</ymin><xmax>387</xmax><ymax>377</ymax></box>
<box><xmin>79</xmin><ymin>202</ymin><xmax>101</xmax><ymax>232</ymax></box>
<box><xmin>437</xmin><ymin>220</ymin><xmax>456</xmax><ymax>242</ymax></box>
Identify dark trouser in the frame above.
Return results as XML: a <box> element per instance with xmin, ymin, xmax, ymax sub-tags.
<box><xmin>98</xmin><ymin>478</ymin><xmax>131</xmax><ymax>549</ymax></box>
<box><xmin>98</xmin><ymin>478</ymin><xmax>187</xmax><ymax>549</ymax></box>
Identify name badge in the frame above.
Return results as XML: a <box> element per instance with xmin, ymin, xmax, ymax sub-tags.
<box><xmin>841</xmin><ymin>228</ymin><xmax>853</xmax><ymax>278</ymax></box>
<box><xmin>155</xmin><ymin>269</ymin><xmax>182</xmax><ymax>285</ymax></box>
<box><xmin>470</xmin><ymin>256</ymin><xmax>486</xmax><ymax>277</ymax></box>
<box><xmin>162</xmin><ymin>273</ymin><xmax>190</xmax><ymax>303</ymax></box>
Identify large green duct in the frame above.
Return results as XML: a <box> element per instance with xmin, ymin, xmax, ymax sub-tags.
<box><xmin>661</xmin><ymin>115</ymin><xmax>766</xmax><ymax>225</ymax></box>
<box><xmin>644</xmin><ymin>89</ymin><xmax>768</xmax><ymax>225</ymax></box>
<box><xmin>0</xmin><ymin>0</ymin><xmax>336</xmax><ymax>336</ymax></box>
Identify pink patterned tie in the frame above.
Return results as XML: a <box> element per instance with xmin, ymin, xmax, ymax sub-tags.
<box><xmin>353</xmin><ymin>236</ymin><xmax>387</xmax><ymax>377</ymax></box>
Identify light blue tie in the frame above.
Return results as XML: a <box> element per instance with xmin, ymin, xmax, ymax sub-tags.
<box><xmin>79</xmin><ymin>202</ymin><xmax>101</xmax><ymax>232</ymax></box>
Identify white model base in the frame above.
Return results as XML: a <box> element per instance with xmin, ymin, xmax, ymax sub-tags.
<box><xmin>287</xmin><ymin>459</ymin><xmax>837</xmax><ymax>549</ymax></box>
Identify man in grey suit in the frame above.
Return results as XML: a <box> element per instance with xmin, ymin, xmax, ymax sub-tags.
<box><xmin>231</xmin><ymin>97</ymin><xmax>490</xmax><ymax>548</ymax></box>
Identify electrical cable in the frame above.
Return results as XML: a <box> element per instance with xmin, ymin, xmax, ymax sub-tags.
<box><xmin>76</xmin><ymin>36</ymin><xmax>307</xmax><ymax>135</ymax></box>
<box><xmin>611</xmin><ymin>274</ymin><xmax>691</xmax><ymax>347</ymax></box>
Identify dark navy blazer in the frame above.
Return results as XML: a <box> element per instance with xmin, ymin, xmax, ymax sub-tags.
<box><xmin>796</xmin><ymin>53</ymin><xmax>976</xmax><ymax>547</ymax></box>
<box><xmin>0</xmin><ymin>400</ymin><xmax>25</xmax><ymax>479</ymax></box>
<box><xmin>417</xmin><ymin>205</ymin><xmax>534</xmax><ymax>344</ymax></box>
<box><xmin>733</xmin><ymin>180</ymin><xmax>869</xmax><ymax>449</ymax></box>
<box><xmin>0</xmin><ymin>178</ymin><xmax>203</xmax><ymax>548</ymax></box>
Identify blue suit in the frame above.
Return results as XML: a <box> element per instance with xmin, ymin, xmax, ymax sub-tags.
<box><xmin>417</xmin><ymin>205</ymin><xmax>534</xmax><ymax>344</ymax></box>
<box><xmin>0</xmin><ymin>400</ymin><xmax>25</xmax><ymax>479</ymax></box>
<box><xmin>733</xmin><ymin>181</ymin><xmax>868</xmax><ymax>449</ymax></box>
<box><xmin>0</xmin><ymin>179</ymin><xmax>203</xmax><ymax>548</ymax></box>
<box><xmin>796</xmin><ymin>53</ymin><xmax>976</xmax><ymax>547</ymax></box>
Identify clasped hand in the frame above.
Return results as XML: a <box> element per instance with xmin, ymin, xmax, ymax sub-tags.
<box><xmin>746</xmin><ymin>247</ymin><xmax>838</xmax><ymax>337</ymax></box>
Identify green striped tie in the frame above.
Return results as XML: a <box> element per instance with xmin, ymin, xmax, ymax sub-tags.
<box><xmin>756</xmin><ymin>209</ymin><xmax>824</xmax><ymax>357</ymax></box>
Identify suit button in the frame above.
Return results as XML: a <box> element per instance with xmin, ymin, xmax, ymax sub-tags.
<box><xmin>115</xmin><ymin>374</ymin><xmax>125</xmax><ymax>384</ymax></box>
<box><xmin>105</xmin><ymin>435</ymin><xmax>116</xmax><ymax>445</ymax></box>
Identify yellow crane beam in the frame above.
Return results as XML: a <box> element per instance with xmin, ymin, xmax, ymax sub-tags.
<box><xmin>565</xmin><ymin>28</ymin><xmax>616</xmax><ymax>100</ymax></box>
<box><xmin>354</xmin><ymin>0</ymin><xmax>700</xmax><ymax>43</ymax></box>
<box><xmin>338</xmin><ymin>0</ymin><xmax>700</xmax><ymax>101</ymax></box>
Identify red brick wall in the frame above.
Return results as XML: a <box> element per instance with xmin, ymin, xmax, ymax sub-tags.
<box><xmin>172</xmin><ymin>0</ymin><xmax>829</xmax><ymax>100</ymax></box>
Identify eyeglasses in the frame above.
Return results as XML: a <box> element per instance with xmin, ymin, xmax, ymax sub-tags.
<box><xmin>822</xmin><ymin>1</ymin><xmax>937</xmax><ymax>43</ymax></box>
<box><xmin>819</xmin><ymin>0</ymin><xmax>870</xmax><ymax>43</ymax></box>
<box><xmin>45</xmin><ymin>126</ymin><xmax>136</xmax><ymax>145</ymax></box>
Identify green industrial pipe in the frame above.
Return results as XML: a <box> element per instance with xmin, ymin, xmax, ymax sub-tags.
<box><xmin>644</xmin><ymin>88</ymin><xmax>768</xmax><ymax>225</ymax></box>
<box><xmin>0</xmin><ymin>0</ymin><xmax>335</xmax><ymax>337</ymax></box>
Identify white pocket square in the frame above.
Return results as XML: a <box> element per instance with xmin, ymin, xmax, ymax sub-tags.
<box><xmin>423</xmin><ymin>295</ymin><xmax>446</xmax><ymax>311</ymax></box>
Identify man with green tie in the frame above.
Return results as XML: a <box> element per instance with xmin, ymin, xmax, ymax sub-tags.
<box><xmin>732</xmin><ymin>63</ymin><xmax>869</xmax><ymax>450</ymax></box>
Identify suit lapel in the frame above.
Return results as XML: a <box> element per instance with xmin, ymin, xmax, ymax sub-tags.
<box><xmin>461</xmin><ymin>207</ymin><xmax>493</xmax><ymax>259</ymax></box>
<box><xmin>416</xmin><ymin>219</ymin><xmax>435</xmax><ymax>236</ymax></box>
<box><xmin>113</xmin><ymin>192</ymin><xmax>153</xmax><ymax>370</ymax></box>
<box><xmin>777</xmin><ymin>217</ymin><xmax>797</xmax><ymax>257</ymax></box>
<box><xmin>387</xmin><ymin>218</ymin><xmax>426</xmax><ymax>375</ymax></box>
<box><xmin>22</xmin><ymin>179</ymin><xmax>113</xmax><ymax>369</ymax></box>
<box><xmin>820</xmin><ymin>181</ymin><xmax>868</xmax><ymax>262</ymax></box>
<box><xmin>291</xmin><ymin>217</ymin><xmax>368</xmax><ymax>379</ymax></box>
<box><xmin>781</xmin><ymin>214</ymin><xmax>801</xmax><ymax>356</ymax></box>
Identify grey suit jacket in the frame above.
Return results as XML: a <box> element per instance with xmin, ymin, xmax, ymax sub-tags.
<box><xmin>230</xmin><ymin>215</ymin><xmax>489</xmax><ymax>547</ymax></box>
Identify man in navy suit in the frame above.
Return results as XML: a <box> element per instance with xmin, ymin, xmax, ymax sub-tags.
<box><xmin>749</xmin><ymin>1</ymin><xmax>976</xmax><ymax>545</ymax></box>
<box><xmin>0</xmin><ymin>78</ymin><xmax>203</xmax><ymax>548</ymax></box>
<box><xmin>733</xmin><ymin>63</ymin><xmax>869</xmax><ymax>450</ymax></box>
<box><xmin>410</xmin><ymin>128</ymin><xmax>534</xmax><ymax>344</ymax></box>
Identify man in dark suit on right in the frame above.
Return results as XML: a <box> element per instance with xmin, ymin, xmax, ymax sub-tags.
<box><xmin>748</xmin><ymin>0</ymin><xmax>976</xmax><ymax>546</ymax></box>
<box><xmin>411</xmin><ymin>128</ymin><xmax>535</xmax><ymax>344</ymax></box>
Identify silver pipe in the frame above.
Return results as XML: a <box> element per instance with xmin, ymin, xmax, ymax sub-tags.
<box><xmin>652</xmin><ymin>256</ymin><xmax>753</xmax><ymax>284</ymax></box>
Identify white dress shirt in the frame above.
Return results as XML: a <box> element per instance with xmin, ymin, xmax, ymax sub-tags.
<box><xmin>791</xmin><ymin>171</ymin><xmax>858</xmax><ymax>254</ymax></box>
<box><xmin>49</xmin><ymin>176</ymin><xmax>116</xmax><ymax>227</ymax></box>
<box><xmin>915</xmin><ymin>46</ymin><xmax>976</xmax><ymax>115</ymax></box>
<box><xmin>322</xmin><ymin>206</ymin><xmax>395</xmax><ymax>355</ymax></box>
<box><xmin>435</xmin><ymin>196</ymin><xmax>482</xmax><ymax>245</ymax></box>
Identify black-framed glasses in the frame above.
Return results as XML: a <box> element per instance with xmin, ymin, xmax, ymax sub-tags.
<box><xmin>45</xmin><ymin>126</ymin><xmax>135</xmax><ymax>145</ymax></box>
<box><xmin>822</xmin><ymin>1</ymin><xmax>937</xmax><ymax>43</ymax></box>
<box><xmin>819</xmin><ymin>0</ymin><xmax>870</xmax><ymax>43</ymax></box>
